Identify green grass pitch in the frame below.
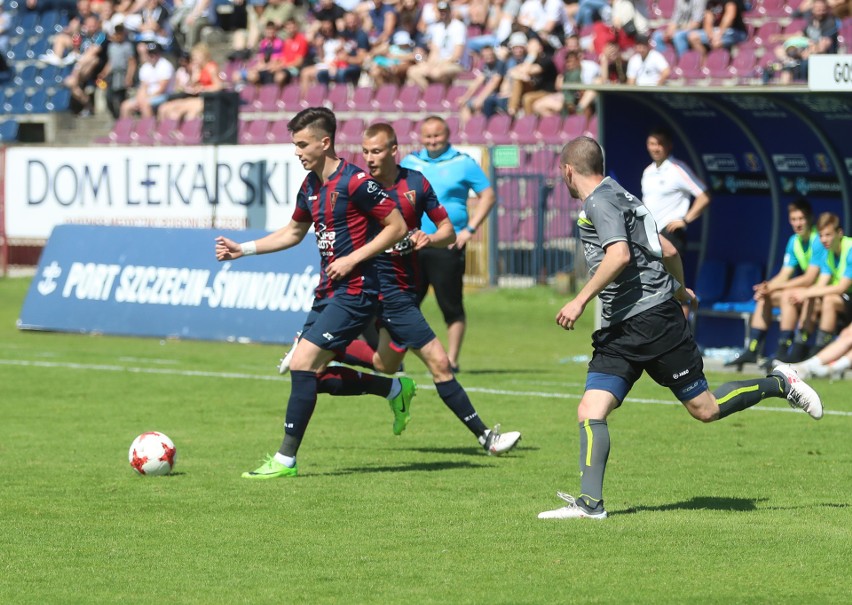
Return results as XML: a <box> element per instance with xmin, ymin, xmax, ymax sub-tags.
<box><xmin>1</xmin><ymin>276</ymin><xmax>850</xmax><ymax>604</ymax></box>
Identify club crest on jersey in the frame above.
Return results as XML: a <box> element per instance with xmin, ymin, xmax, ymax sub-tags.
<box><xmin>403</xmin><ymin>190</ymin><xmax>416</xmax><ymax>206</ymax></box>
<box><xmin>367</xmin><ymin>181</ymin><xmax>379</xmax><ymax>194</ymax></box>
<box><xmin>330</xmin><ymin>191</ymin><xmax>339</xmax><ymax>209</ymax></box>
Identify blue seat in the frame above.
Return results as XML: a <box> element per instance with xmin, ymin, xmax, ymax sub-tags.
<box><xmin>725</xmin><ymin>262</ymin><xmax>763</xmax><ymax>302</ymax></box>
<box><xmin>14</xmin><ymin>12</ymin><xmax>38</xmax><ymax>37</ymax></box>
<box><xmin>38</xmin><ymin>64</ymin><xmax>61</xmax><ymax>85</ymax></box>
<box><xmin>27</xmin><ymin>38</ymin><xmax>50</xmax><ymax>60</ymax></box>
<box><xmin>27</xmin><ymin>89</ymin><xmax>48</xmax><ymax>113</ymax></box>
<box><xmin>47</xmin><ymin>88</ymin><xmax>70</xmax><ymax>111</ymax></box>
<box><xmin>0</xmin><ymin>119</ymin><xmax>19</xmax><ymax>142</ymax></box>
<box><xmin>14</xmin><ymin>64</ymin><xmax>38</xmax><ymax>86</ymax></box>
<box><xmin>2</xmin><ymin>89</ymin><xmax>26</xmax><ymax>114</ymax></box>
<box><xmin>694</xmin><ymin>259</ymin><xmax>729</xmax><ymax>305</ymax></box>
<box><xmin>6</xmin><ymin>37</ymin><xmax>29</xmax><ymax>61</ymax></box>
<box><xmin>37</xmin><ymin>9</ymin><xmax>63</xmax><ymax>35</ymax></box>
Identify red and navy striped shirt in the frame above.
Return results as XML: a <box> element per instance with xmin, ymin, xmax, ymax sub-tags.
<box><xmin>375</xmin><ymin>166</ymin><xmax>448</xmax><ymax>298</ymax></box>
<box><xmin>292</xmin><ymin>159</ymin><xmax>396</xmax><ymax>298</ymax></box>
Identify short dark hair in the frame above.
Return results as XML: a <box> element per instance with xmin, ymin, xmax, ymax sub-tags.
<box><xmin>788</xmin><ymin>198</ymin><xmax>813</xmax><ymax>220</ymax></box>
<box><xmin>363</xmin><ymin>122</ymin><xmax>398</xmax><ymax>147</ymax></box>
<box><xmin>648</xmin><ymin>126</ymin><xmax>672</xmax><ymax>147</ymax></box>
<box><xmin>421</xmin><ymin>115</ymin><xmax>450</xmax><ymax>136</ymax></box>
<box><xmin>288</xmin><ymin>107</ymin><xmax>337</xmax><ymax>143</ymax></box>
<box><xmin>560</xmin><ymin>136</ymin><xmax>604</xmax><ymax>176</ymax></box>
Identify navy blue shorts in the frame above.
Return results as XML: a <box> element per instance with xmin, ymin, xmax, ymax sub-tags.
<box><xmin>379</xmin><ymin>292</ymin><xmax>436</xmax><ymax>351</ymax></box>
<box><xmin>300</xmin><ymin>293</ymin><xmax>379</xmax><ymax>352</ymax></box>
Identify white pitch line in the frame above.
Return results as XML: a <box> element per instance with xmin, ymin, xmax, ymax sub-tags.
<box><xmin>1</xmin><ymin>358</ymin><xmax>850</xmax><ymax>418</ymax></box>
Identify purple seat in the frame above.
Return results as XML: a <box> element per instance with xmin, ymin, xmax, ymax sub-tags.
<box><xmin>536</xmin><ymin>114</ymin><xmax>563</xmax><ymax>145</ymax></box>
<box><xmin>703</xmin><ymin>48</ymin><xmax>731</xmax><ymax>79</ymax></box>
<box><xmin>395</xmin><ymin>84</ymin><xmax>421</xmax><ymax>113</ymax></box>
<box><xmin>105</xmin><ymin>118</ymin><xmax>134</xmax><ymax>145</ymax></box>
<box><xmin>372</xmin><ymin>84</ymin><xmax>398</xmax><ymax>111</ymax></box>
<box><xmin>350</xmin><ymin>86</ymin><xmax>373</xmax><ymax>112</ymax></box>
<box><xmin>130</xmin><ymin>117</ymin><xmax>156</xmax><ymax>144</ymax></box>
<box><xmin>511</xmin><ymin>114</ymin><xmax>538</xmax><ymax>145</ymax></box>
<box><xmin>730</xmin><ymin>47</ymin><xmax>757</xmax><ymax>80</ymax></box>
<box><xmin>459</xmin><ymin>114</ymin><xmax>486</xmax><ymax>145</ymax></box>
<box><xmin>392</xmin><ymin>117</ymin><xmax>415</xmax><ymax>144</ymax></box>
<box><xmin>444</xmin><ymin>115</ymin><xmax>460</xmax><ymax>138</ymax></box>
<box><xmin>584</xmin><ymin>114</ymin><xmax>598</xmax><ymax>138</ymax></box>
<box><xmin>445</xmin><ymin>84</ymin><xmax>467</xmax><ymax>109</ymax></box>
<box><xmin>303</xmin><ymin>84</ymin><xmax>326</xmax><ymax>108</ymax></box>
<box><xmin>154</xmin><ymin>117</ymin><xmax>181</xmax><ymax>145</ymax></box>
<box><xmin>240</xmin><ymin>85</ymin><xmax>259</xmax><ymax>111</ymax></box>
<box><xmin>675</xmin><ymin>50</ymin><xmax>703</xmax><ymax>82</ymax></box>
<box><xmin>420</xmin><ymin>83</ymin><xmax>446</xmax><ymax>112</ymax></box>
<box><xmin>178</xmin><ymin>118</ymin><xmax>202</xmax><ymax>145</ymax></box>
<box><xmin>239</xmin><ymin>119</ymin><xmax>269</xmax><ymax>144</ymax></box>
<box><xmin>326</xmin><ymin>84</ymin><xmax>349</xmax><ymax>110</ymax></box>
<box><xmin>268</xmin><ymin>119</ymin><xmax>289</xmax><ymax>143</ymax></box>
<box><xmin>754</xmin><ymin>22</ymin><xmax>781</xmax><ymax>46</ymax></box>
<box><xmin>527</xmin><ymin>148</ymin><xmax>558</xmax><ymax>174</ymax></box>
<box><xmin>280</xmin><ymin>84</ymin><xmax>302</xmax><ymax>112</ymax></box>
<box><xmin>485</xmin><ymin>114</ymin><xmax>513</xmax><ymax>145</ymax></box>
<box><xmin>759</xmin><ymin>0</ymin><xmax>791</xmax><ymax>18</ymax></box>
<box><xmin>254</xmin><ymin>84</ymin><xmax>279</xmax><ymax>112</ymax></box>
<box><xmin>655</xmin><ymin>0</ymin><xmax>675</xmax><ymax>19</ymax></box>
<box><xmin>563</xmin><ymin>114</ymin><xmax>586</xmax><ymax>139</ymax></box>
<box><xmin>785</xmin><ymin>18</ymin><xmax>807</xmax><ymax>34</ymax></box>
<box><xmin>337</xmin><ymin>117</ymin><xmax>364</xmax><ymax>144</ymax></box>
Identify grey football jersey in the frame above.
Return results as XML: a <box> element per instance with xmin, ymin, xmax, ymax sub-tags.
<box><xmin>578</xmin><ymin>177</ymin><xmax>677</xmax><ymax>327</ymax></box>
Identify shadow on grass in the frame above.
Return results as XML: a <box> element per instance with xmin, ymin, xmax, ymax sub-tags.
<box><xmin>319</xmin><ymin>460</ymin><xmax>488</xmax><ymax>476</ymax></box>
<box><xmin>395</xmin><ymin>446</ymin><xmax>535</xmax><ymax>457</ymax></box>
<box><xmin>617</xmin><ymin>496</ymin><xmax>766</xmax><ymax>515</ymax></box>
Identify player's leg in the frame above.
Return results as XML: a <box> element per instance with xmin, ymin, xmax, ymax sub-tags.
<box><xmin>726</xmin><ymin>291</ymin><xmax>783</xmax><ymax>368</ymax></box>
<box><xmin>810</xmin><ymin>294</ymin><xmax>843</xmax><ymax>356</ymax></box>
<box><xmin>428</xmin><ymin>248</ymin><xmax>466</xmax><ymax>372</ymax></box>
<box><xmin>411</xmin><ymin>336</ymin><xmax>522</xmax><ymax>455</ymax></box>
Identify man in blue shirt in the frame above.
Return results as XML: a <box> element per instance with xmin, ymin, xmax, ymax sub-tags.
<box><xmin>400</xmin><ymin>116</ymin><xmax>495</xmax><ymax>372</ymax></box>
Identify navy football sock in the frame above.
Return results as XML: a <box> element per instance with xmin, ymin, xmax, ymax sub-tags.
<box><xmin>435</xmin><ymin>378</ymin><xmax>488</xmax><ymax>436</ymax></box>
<box><xmin>279</xmin><ymin>370</ymin><xmax>319</xmax><ymax>457</ymax></box>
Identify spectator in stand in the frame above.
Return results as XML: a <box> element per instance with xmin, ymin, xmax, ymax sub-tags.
<box><xmin>278</xmin><ymin>17</ymin><xmax>310</xmax><ymax>85</ymax></box>
<box><xmin>466</xmin><ymin>0</ymin><xmax>518</xmax><ymax>53</ymax></box>
<box><xmin>169</xmin><ymin>0</ymin><xmax>213</xmax><ymax>52</ymax></box>
<box><xmin>480</xmin><ymin>31</ymin><xmax>529</xmax><ymax>117</ymax></box>
<box><xmin>626</xmin><ymin>34</ymin><xmax>670</xmax><ymax>85</ymax></box>
<box><xmin>231</xmin><ymin>0</ymin><xmax>299</xmax><ymax>60</ymax></box>
<box><xmin>120</xmin><ymin>41</ymin><xmax>175</xmax><ymax>118</ymax></box>
<box><xmin>158</xmin><ymin>42</ymin><xmax>222</xmax><ymax>121</ymax></box>
<box><xmin>126</xmin><ymin>0</ymin><xmax>174</xmax><ymax>57</ymax></box>
<box><xmin>795</xmin><ymin>0</ymin><xmax>851</xmax><ymax>19</ymax></box>
<box><xmin>240</xmin><ymin>21</ymin><xmax>286</xmax><ymax>87</ymax></box>
<box><xmin>769</xmin><ymin>0</ymin><xmax>840</xmax><ymax>84</ymax></box>
<box><xmin>652</xmin><ymin>0</ymin><xmax>705</xmax><ymax>58</ymax></box>
<box><xmin>406</xmin><ymin>1</ymin><xmax>466</xmax><ymax>89</ymax></box>
<box><xmin>598</xmin><ymin>40</ymin><xmax>628</xmax><ymax>84</ymax></box>
<box><xmin>97</xmin><ymin>22</ymin><xmax>136</xmax><ymax>118</ymax></box>
<box><xmin>611</xmin><ymin>0</ymin><xmax>650</xmax><ymax>38</ymax></box>
<box><xmin>794</xmin><ymin>323</ymin><xmax>852</xmax><ymax>379</ymax></box>
<box><xmin>457</xmin><ymin>44</ymin><xmax>506</xmax><ymax>124</ymax></box>
<box><xmin>363</xmin><ymin>0</ymin><xmax>398</xmax><ymax>46</ymax></box>
<box><xmin>516</xmin><ymin>0</ymin><xmax>573</xmax><ymax>45</ymax></box>
<box><xmin>397</xmin><ymin>0</ymin><xmax>426</xmax><ymax>46</ymax></box>
<box><xmin>368</xmin><ymin>29</ymin><xmax>418</xmax><ymax>86</ymax></box>
<box><xmin>63</xmin><ymin>14</ymin><xmax>109</xmax><ymax>115</ymax></box>
<box><xmin>576</xmin><ymin>0</ymin><xmax>611</xmax><ymax>27</ymax></box>
<box><xmin>299</xmin><ymin>20</ymin><xmax>348</xmax><ymax>92</ymax></box>
<box><xmin>0</xmin><ymin>6</ymin><xmax>10</xmax><ymax>57</ymax></box>
<box><xmin>530</xmin><ymin>48</ymin><xmax>600</xmax><ymax>117</ymax></box>
<box><xmin>308</xmin><ymin>0</ymin><xmax>346</xmax><ymax>41</ymax></box>
<box><xmin>507</xmin><ymin>35</ymin><xmax>558</xmax><ymax>116</ymax></box>
<box><xmin>315</xmin><ymin>10</ymin><xmax>370</xmax><ymax>86</ymax></box>
<box><xmin>39</xmin><ymin>0</ymin><xmax>96</xmax><ymax>65</ymax></box>
<box><xmin>687</xmin><ymin>0</ymin><xmax>748</xmax><ymax>61</ymax></box>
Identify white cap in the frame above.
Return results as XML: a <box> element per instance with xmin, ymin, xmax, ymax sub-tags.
<box><xmin>392</xmin><ymin>30</ymin><xmax>412</xmax><ymax>46</ymax></box>
<box><xmin>508</xmin><ymin>32</ymin><xmax>528</xmax><ymax>48</ymax></box>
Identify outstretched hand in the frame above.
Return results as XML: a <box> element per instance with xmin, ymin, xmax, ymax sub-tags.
<box><xmin>215</xmin><ymin>236</ymin><xmax>242</xmax><ymax>261</ymax></box>
<box><xmin>556</xmin><ymin>298</ymin><xmax>586</xmax><ymax>330</ymax></box>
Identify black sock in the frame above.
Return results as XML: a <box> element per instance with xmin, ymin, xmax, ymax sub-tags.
<box><xmin>747</xmin><ymin>327</ymin><xmax>767</xmax><ymax>353</ymax></box>
<box><xmin>317</xmin><ymin>366</ymin><xmax>392</xmax><ymax>397</ymax></box>
<box><xmin>279</xmin><ymin>370</ymin><xmax>319</xmax><ymax>457</ymax></box>
<box><xmin>435</xmin><ymin>378</ymin><xmax>488</xmax><ymax>436</ymax></box>
<box><xmin>813</xmin><ymin>329</ymin><xmax>834</xmax><ymax>350</ymax></box>
<box><xmin>578</xmin><ymin>419</ymin><xmax>609</xmax><ymax>511</ymax></box>
<box><xmin>776</xmin><ymin>330</ymin><xmax>794</xmax><ymax>357</ymax></box>
<box><xmin>715</xmin><ymin>376</ymin><xmax>785</xmax><ymax>419</ymax></box>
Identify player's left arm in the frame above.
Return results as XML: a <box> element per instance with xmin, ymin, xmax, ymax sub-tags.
<box><xmin>328</xmin><ymin>209</ymin><xmax>407</xmax><ymax>280</ymax></box>
<box><xmin>455</xmin><ymin>185</ymin><xmax>495</xmax><ymax>249</ymax></box>
<box><xmin>215</xmin><ymin>219</ymin><xmax>311</xmax><ymax>261</ymax></box>
<box><xmin>415</xmin><ymin>216</ymin><xmax>456</xmax><ymax>250</ymax></box>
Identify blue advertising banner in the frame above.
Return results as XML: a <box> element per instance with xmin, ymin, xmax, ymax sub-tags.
<box><xmin>19</xmin><ymin>225</ymin><xmax>320</xmax><ymax>344</ymax></box>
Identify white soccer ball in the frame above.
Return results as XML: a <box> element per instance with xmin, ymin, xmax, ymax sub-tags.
<box><xmin>129</xmin><ymin>432</ymin><xmax>177</xmax><ymax>476</ymax></box>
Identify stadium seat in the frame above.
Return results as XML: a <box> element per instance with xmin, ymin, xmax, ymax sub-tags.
<box><xmin>279</xmin><ymin>83</ymin><xmax>302</xmax><ymax>112</ymax></box>
<box><xmin>420</xmin><ymin>82</ymin><xmax>446</xmax><ymax>112</ymax></box>
<box><xmin>725</xmin><ymin>262</ymin><xmax>763</xmax><ymax>302</ymax></box>
<box><xmin>0</xmin><ymin>119</ymin><xmax>19</xmax><ymax>142</ymax></box>
<box><xmin>14</xmin><ymin>64</ymin><xmax>37</xmax><ymax>87</ymax></box>
<box><xmin>445</xmin><ymin>84</ymin><xmax>467</xmax><ymax>109</ymax></box>
<box><xmin>675</xmin><ymin>50</ymin><xmax>703</xmax><ymax>83</ymax></box>
<box><xmin>391</xmin><ymin>117</ymin><xmax>415</xmax><ymax>144</ymax></box>
<box><xmin>27</xmin><ymin>38</ymin><xmax>50</xmax><ymax>60</ymax></box>
<box><xmin>7</xmin><ymin>37</ymin><xmax>28</xmax><ymax>61</ymax></box>
<box><xmin>46</xmin><ymin>88</ymin><xmax>70</xmax><ymax>111</ymax></box>
<box><xmin>694</xmin><ymin>259</ymin><xmax>729</xmax><ymax>305</ymax></box>
<box><xmin>784</xmin><ymin>18</ymin><xmax>807</xmax><ymax>35</ymax></box>
<box><xmin>703</xmin><ymin>48</ymin><xmax>731</xmax><ymax>80</ymax></box>
<box><xmin>563</xmin><ymin>114</ymin><xmax>586</xmax><ymax>139</ymax></box>
<box><xmin>153</xmin><ymin>117</ymin><xmax>181</xmax><ymax>145</ymax></box>
<box><xmin>536</xmin><ymin>114</ymin><xmax>563</xmax><ymax>145</ymax></box>
<box><xmin>239</xmin><ymin>84</ymin><xmax>258</xmax><ymax>111</ymax></box>
<box><xmin>3</xmin><ymin>89</ymin><xmax>26</xmax><ymax>114</ymax></box>
<box><xmin>527</xmin><ymin>148</ymin><xmax>558</xmax><ymax>174</ymax></box>
<box><xmin>459</xmin><ymin>114</ymin><xmax>486</xmax><ymax>144</ymax></box>
<box><xmin>729</xmin><ymin>47</ymin><xmax>757</xmax><ymax>81</ymax></box>
<box><xmin>349</xmin><ymin>86</ymin><xmax>373</xmax><ymax>112</ymax></box>
<box><xmin>26</xmin><ymin>89</ymin><xmax>48</xmax><ymax>113</ymax></box>
<box><xmin>758</xmin><ymin>0</ymin><xmax>792</xmax><ymax>18</ymax></box>
<box><xmin>372</xmin><ymin>83</ymin><xmax>398</xmax><ymax>112</ymax></box>
<box><xmin>130</xmin><ymin>117</ymin><xmax>156</xmax><ymax>144</ymax></box>
<box><xmin>179</xmin><ymin>118</ymin><xmax>202</xmax><ymax>144</ymax></box>
<box><xmin>267</xmin><ymin>118</ymin><xmax>289</xmax><ymax>143</ymax></box>
<box><xmin>326</xmin><ymin>83</ymin><xmax>349</xmax><ymax>110</ymax></box>
<box><xmin>485</xmin><ymin>114</ymin><xmax>513</xmax><ymax>145</ymax></box>
<box><xmin>511</xmin><ymin>114</ymin><xmax>538</xmax><ymax>145</ymax></box>
<box><xmin>754</xmin><ymin>22</ymin><xmax>781</xmax><ymax>46</ymax></box>
<box><xmin>395</xmin><ymin>83</ymin><xmax>420</xmax><ymax>113</ymax></box>
<box><xmin>655</xmin><ymin>0</ymin><xmax>676</xmax><ymax>20</ymax></box>
<box><xmin>336</xmin><ymin>117</ymin><xmax>364</xmax><ymax>144</ymax></box>
<box><xmin>239</xmin><ymin>119</ymin><xmax>269</xmax><ymax>144</ymax></box>
<box><xmin>36</xmin><ymin>9</ymin><xmax>63</xmax><ymax>35</ymax></box>
<box><xmin>444</xmin><ymin>115</ymin><xmax>460</xmax><ymax>138</ymax></box>
<box><xmin>14</xmin><ymin>12</ymin><xmax>37</xmax><ymax>36</ymax></box>
<box><xmin>303</xmin><ymin>84</ymin><xmax>326</xmax><ymax>108</ymax></box>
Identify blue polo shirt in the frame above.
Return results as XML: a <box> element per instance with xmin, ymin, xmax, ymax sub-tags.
<box><xmin>400</xmin><ymin>146</ymin><xmax>491</xmax><ymax>235</ymax></box>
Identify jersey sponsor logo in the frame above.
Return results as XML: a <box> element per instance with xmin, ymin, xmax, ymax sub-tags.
<box><xmin>356</xmin><ymin>172</ymin><xmax>366</xmax><ymax>180</ymax></box>
<box><xmin>323</xmin><ymin>332</ymin><xmax>334</xmax><ymax>340</ymax></box>
<box><xmin>330</xmin><ymin>191</ymin><xmax>338</xmax><ymax>210</ymax></box>
<box><xmin>403</xmin><ymin>190</ymin><xmax>416</xmax><ymax>206</ymax></box>
<box><xmin>316</xmin><ymin>223</ymin><xmax>336</xmax><ymax>257</ymax></box>
<box><xmin>308</xmin><ymin>195</ymin><xmax>318</xmax><ymax>201</ymax></box>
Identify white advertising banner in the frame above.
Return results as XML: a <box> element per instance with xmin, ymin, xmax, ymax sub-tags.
<box><xmin>807</xmin><ymin>54</ymin><xmax>852</xmax><ymax>92</ymax></box>
<box><xmin>5</xmin><ymin>144</ymin><xmax>307</xmax><ymax>239</ymax></box>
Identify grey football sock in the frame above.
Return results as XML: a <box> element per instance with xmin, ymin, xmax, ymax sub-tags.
<box><xmin>578</xmin><ymin>419</ymin><xmax>609</xmax><ymax>511</ymax></box>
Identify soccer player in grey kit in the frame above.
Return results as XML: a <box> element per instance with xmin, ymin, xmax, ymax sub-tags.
<box><xmin>538</xmin><ymin>137</ymin><xmax>824</xmax><ymax>520</ymax></box>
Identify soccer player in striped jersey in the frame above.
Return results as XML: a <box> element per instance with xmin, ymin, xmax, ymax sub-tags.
<box><xmin>216</xmin><ymin>107</ymin><xmax>410</xmax><ymax>479</ymax></box>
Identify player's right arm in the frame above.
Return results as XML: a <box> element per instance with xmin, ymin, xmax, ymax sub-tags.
<box><xmin>557</xmin><ymin>241</ymin><xmax>631</xmax><ymax>330</ymax></box>
<box><xmin>215</xmin><ymin>219</ymin><xmax>312</xmax><ymax>261</ymax></box>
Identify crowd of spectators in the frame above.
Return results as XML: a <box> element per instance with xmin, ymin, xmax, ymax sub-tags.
<box><xmin>7</xmin><ymin>0</ymin><xmax>850</xmax><ymax>123</ymax></box>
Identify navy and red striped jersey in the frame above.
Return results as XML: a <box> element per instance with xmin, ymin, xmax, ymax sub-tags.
<box><xmin>375</xmin><ymin>166</ymin><xmax>448</xmax><ymax>298</ymax></box>
<box><xmin>292</xmin><ymin>159</ymin><xmax>396</xmax><ymax>298</ymax></box>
